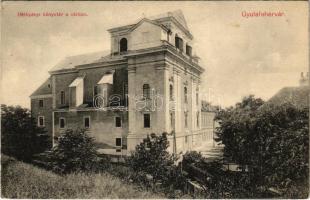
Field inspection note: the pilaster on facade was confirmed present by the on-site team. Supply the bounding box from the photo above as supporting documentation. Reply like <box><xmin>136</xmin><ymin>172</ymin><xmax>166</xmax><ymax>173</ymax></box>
<box><xmin>173</xmin><ymin>67</ymin><xmax>181</xmax><ymax>75</ymax></box>
<box><xmin>52</xmin><ymin>75</ymin><xmax>56</xmax><ymax>109</ymax></box>
<box><xmin>127</xmin><ymin>66</ymin><xmax>137</xmax><ymax>137</ymax></box>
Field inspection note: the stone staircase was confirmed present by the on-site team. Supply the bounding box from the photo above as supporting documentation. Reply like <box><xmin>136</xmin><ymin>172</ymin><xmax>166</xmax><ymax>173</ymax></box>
<box><xmin>193</xmin><ymin>140</ymin><xmax>224</xmax><ymax>162</ymax></box>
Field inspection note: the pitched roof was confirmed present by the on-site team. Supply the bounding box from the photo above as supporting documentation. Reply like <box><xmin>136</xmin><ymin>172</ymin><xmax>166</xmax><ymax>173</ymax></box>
<box><xmin>108</xmin><ymin>10</ymin><xmax>192</xmax><ymax>38</ymax></box>
<box><xmin>128</xmin><ymin>18</ymin><xmax>169</xmax><ymax>33</ymax></box>
<box><xmin>98</xmin><ymin>73</ymin><xmax>113</xmax><ymax>84</ymax></box>
<box><xmin>262</xmin><ymin>86</ymin><xmax>309</xmax><ymax>109</ymax></box>
<box><xmin>69</xmin><ymin>77</ymin><xmax>84</xmax><ymax>87</ymax></box>
<box><xmin>30</xmin><ymin>77</ymin><xmax>52</xmax><ymax>97</ymax></box>
<box><xmin>149</xmin><ymin>10</ymin><xmax>189</xmax><ymax>30</ymax></box>
<box><xmin>49</xmin><ymin>50</ymin><xmax>118</xmax><ymax>72</ymax></box>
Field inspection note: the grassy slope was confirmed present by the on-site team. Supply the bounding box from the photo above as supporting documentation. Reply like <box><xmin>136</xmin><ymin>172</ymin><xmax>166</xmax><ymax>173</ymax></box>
<box><xmin>1</xmin><ymin>155</ymin><xmax>162</xmax><ymax>199</ymax></box>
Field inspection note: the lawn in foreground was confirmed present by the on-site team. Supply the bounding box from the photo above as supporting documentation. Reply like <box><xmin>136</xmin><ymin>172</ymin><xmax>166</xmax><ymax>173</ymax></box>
<box><xmin>1</xmin><ymin>155</ymin><xmax>163</xmax><ymax>199</ymax></box>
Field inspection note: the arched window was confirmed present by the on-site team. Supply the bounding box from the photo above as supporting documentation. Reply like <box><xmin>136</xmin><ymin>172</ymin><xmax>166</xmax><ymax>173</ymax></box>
<box><xmin>143</xmin><ymin>84</ymin><xmax>150</xmax><ymax>99</ymax></box>
<box><xmin>175</xmin><ymin>34</ymin><xmax>179</xmax><ymax>48</ymax></box>
<box><xmin>184</xmin><ymin>87</ymin><xmax>188</xmax><ymax>103</ymax></box>
<box><xmin>120</xmin><ymin>38</ymin><xmax>127</xmax><ymax>52</ymax></box>
<box><xmin>175</xmin><ymin>34</ymin><xmax>183</xmax><ymax>52</ymax></box>
<box><xmin>169</xmin><ymin>84</ymin><xmax>174</xmax><ymax>100</ymax></box>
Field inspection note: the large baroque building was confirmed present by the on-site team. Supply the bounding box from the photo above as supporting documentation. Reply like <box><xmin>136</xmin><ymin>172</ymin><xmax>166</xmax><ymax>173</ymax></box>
<box><xmin>30</xmin><ymin>10</ymin><xmax>215</xmax><ymax>154</ymax></box>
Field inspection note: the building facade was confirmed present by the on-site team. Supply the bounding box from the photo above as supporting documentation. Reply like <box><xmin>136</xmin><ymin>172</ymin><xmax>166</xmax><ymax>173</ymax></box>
<box><xmin>30</xmin><ymin>10</ymin><xmax>215</xmax><ymax>154</ymax></box>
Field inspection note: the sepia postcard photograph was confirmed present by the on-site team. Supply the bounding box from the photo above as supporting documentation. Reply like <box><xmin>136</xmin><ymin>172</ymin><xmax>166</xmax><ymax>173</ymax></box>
<box><xmin>1</xmin><ymin>1</ymin><xmax>309</xmax><ymax>199</ymax></box>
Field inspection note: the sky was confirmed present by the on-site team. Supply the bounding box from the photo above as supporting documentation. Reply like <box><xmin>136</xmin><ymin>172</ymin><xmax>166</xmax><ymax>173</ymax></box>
<box><xmin>1</xmin><ymin>1</ymin><xmax>308</xmax><ymax>108</ymax></box>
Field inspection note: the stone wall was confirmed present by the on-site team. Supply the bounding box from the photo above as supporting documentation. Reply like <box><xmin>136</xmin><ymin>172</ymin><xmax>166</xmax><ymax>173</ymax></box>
<box><xmin>31</xmin><ymin>97</ymin><xmax>53</xmax><ymax>146</ymax></box>
<box><xmin>54</xmin><ymin>110</ymin><xmax>128</xmax><ymax>149</ymax></box>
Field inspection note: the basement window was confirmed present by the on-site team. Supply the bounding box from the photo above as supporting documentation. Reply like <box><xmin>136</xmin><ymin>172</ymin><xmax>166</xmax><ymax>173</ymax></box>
<box><xmin>84</xmin><ymin>116</ymin><xmax>90</xmax><ymax>129</ymax></box>
<box><xmin>59</xmin><ymin>118</ymin><xmax>65</xmax><ymax>129</ymax></box>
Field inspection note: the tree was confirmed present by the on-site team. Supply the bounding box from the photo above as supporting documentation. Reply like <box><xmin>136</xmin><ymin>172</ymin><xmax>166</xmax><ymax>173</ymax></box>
<box><xmin>127</xmin><ymin>133</ymin><xmax>186</xmax><ymax>190</ymax></box>
<box><xmin>1</xmin><ymin>104</ymin><xmax>50</xmax><ymax>161</ymax></box>
<box><xmin>253</xmin><ymin>103</ymin><xmax>308</xmax><ymax>188</ymax></box>
<box><xmin>215</xmin><ymin>95</ymin><xmax>309</xmax><ymax>195</ymax></box>
<box><xmin>47</xmin><ymin>129</ymin><xmax>99</xmax><ymax>174</ymax></box>
<box><xmin>215</xmin><ymin>95</ymin><xmax>265</xmax><ymax>166</ymax></box>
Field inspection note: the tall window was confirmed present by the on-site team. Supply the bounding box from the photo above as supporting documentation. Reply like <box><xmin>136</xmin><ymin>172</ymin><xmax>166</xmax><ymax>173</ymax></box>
<box><xmin>175</xmin><ymin>34</ymin><xmax>179</xmax><ymax>48</ymax></box>
<box><xmin>169</xmin><ymin>84</ymin><xmax>174</xmax><ymax>100</ymax></box>
<box><xmin>59</xmin><ymin>118</ymin><xmax>65</xmax><ymax>129</ymax></box>
<box><xmin>144</xmin><ymin>113</ymin><xmax>150</xmax><ymax>128</ymax></box>
<box><xmin>120</xmin><ymin>38</ymin><xmax>127</xmax><ymax>52</ymax></box>
<box><xmin>184</xmin><ymin>87</ymin><xmax>188</xmax><ymax>103</ymax></box>
<box><xmin>123</xmin><ymin>83</ymin><xmax>128</xmax><ymax>106</ymax></box>
<box><xmin>143</xmin><ymin>84</ymin><xmax>150</xmax><ymax>99</ymax></box>
<box><xmin>84</xmin><ymin>116</ymin><xmax>90</xmax><ymax>128</ymax></box>
<box><xmin>60</xmin><ymin>91</ymin><xmax>65</xmax><ymax>105</ymax></box>
<box><xmin>38</xmin><ymin>116</ymin><xmax>44</xmax><ymax>127</ymax></box>
<box><xmin>184</xmin><ymin>112</ymin><xmax>188</xmax><ymax>128</ymax></box>
<box><xmin>196</xmin><ymin>92</ymin><xmax>199</xmax><ymax>105</ymax></box>
<box><xmin>170</xmin><ymin>113</ymin><xmax>174</xmax><ymax>128</ymax></box>
<box><xmin>116</xmin><ymin>138</ymin><xmax>122</xmax><ymax>147</ymax></box>
<box><xmin>186</xmin><ymin>44</ymin><xmax>192</xmax><ymax>56</ymax></box>
<box><xmin>93</xmin><ymin>85</ymin><xmax>98</xmax><ymax>97</ymax></box>
<box><xmin>115</xmin><ymin>116</ymin><xmax>122</xmax><ymax>127</ymax></box>
<box><xmin>39</xmin><ymin>99</ymin><xmax>44</xmax><ymax>108</ymax></box>
<box><xmin>175</xmin><ymin>35</ymin><xmax>183</xmax><ymax>52</ymax></box>
<box><xmin>197</xmin><ymin>112</ymin><xmax>200</xmax><ymax>127</ymax></box>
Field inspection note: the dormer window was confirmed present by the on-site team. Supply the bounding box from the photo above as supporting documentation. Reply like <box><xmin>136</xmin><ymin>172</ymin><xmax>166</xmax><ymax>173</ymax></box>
<box><xmin>120</xmin><ymin>38</ymin><xmax>127</xmax><ymax>52</ymax></box>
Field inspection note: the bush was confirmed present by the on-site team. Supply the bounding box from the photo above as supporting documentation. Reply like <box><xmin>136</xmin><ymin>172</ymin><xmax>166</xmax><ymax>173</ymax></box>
<box><xmin>1</xmin><ymin>154</ymin><xmax>162</xmax><ymax>199</ymax></box>
<box><xmin>127</xmin><ymin>132</ymin><xmax>186</xmax><ymax>191</ymax></box>
<box><xmin>47</xmin><ymin>129</ymin><xmax>99</xmax><ymax>174</ymax></box>
<box><xmin>1</xmin><ymin>104</ymin><xmax>50</xmax><ymax>161</ymax></box>
<box><xmin>182</xmin><ymin>151</ymin><xmax>257</xmax><ymax>198</ymax></box>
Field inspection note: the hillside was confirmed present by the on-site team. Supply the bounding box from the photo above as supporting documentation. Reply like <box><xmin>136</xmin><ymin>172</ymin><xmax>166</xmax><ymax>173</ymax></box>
<box><xmin>1</xmin><ymin>155</ymin><xmax>162</xmax><ymax>199</ymax></box>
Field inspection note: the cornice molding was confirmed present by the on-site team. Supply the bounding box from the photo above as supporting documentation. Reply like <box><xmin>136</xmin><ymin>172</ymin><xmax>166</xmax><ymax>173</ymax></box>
<box><xmin>30</xmin><ymin>94</ymin><xmax>53</xmax><ymax>99</ymax></box>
